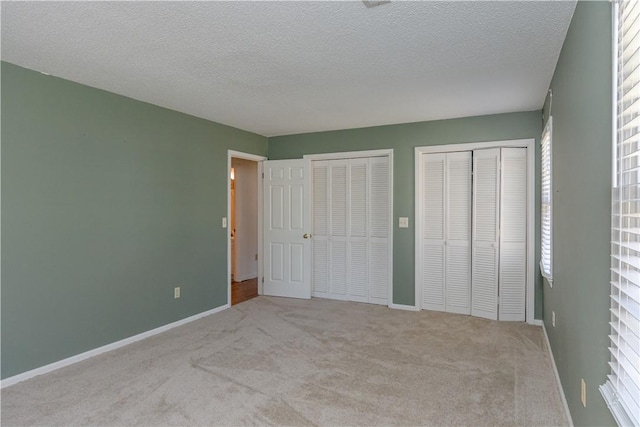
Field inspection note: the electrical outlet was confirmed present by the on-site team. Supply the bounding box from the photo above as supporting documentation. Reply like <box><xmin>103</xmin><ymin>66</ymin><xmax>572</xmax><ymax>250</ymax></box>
<box><xmin>222</xmin><ymin>217</ymin><xmax>227</xmax><ymax>228</ymax></box>
<box><xmin>174</xmin><ymin>286</ymin><xmax>181</xmax><ymax>299</ymax></box>
<box><xmin>581</xmin><ymin>378</ymin><xmax>587</xmax><ymax>407</ymax></box>
<box><xmin>552</xmin><ymin>311</ymin><xmax>556</xmax><ymax>327</ymax></box>
<box><xmin>399</xmin><ymin>217</ymin><xmax>409</xmax><ymax>228</ymax></box>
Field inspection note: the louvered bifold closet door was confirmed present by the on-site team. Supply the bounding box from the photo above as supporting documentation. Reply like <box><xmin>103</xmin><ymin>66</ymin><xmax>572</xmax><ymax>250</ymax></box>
<box><xmin>499</xmin><ymin>148</ymin><xmax>527</xmax><ymax>321</ymax></box>
<box><xmin>445</xmin><ymin>152</ymin><xmax>472</xmax><ymax>315</ymax></box>
<box><xmin>422</xmin><ymin>153</ymin><xmax>447</xmax><ymax>311</ymax></box>
<box><xmin>330</xmin><ymin>160</ymin><xmax>349</xmax><ymax>299</ymax></box>
<box><xmin>368</xmin><ymin>157</ymin><xmax>390</xmax><ymax>305</ymax></box>
<box><xmin>472</xmin><ymin>148</ymin><xmax>501</xmax><ymax>320</ymax></box>
<box><xmin>312</xmin><ymin>161</ymin><xmax>330</xmax><ymax>298</ymax></box>
<box><xmin>349</xmin><ymin>159</ymin><xmax>369</xmax><ymax>302</ymax></box>
<box><xmin>312</xmin><ymin>157</ymin><xmax>390</xmax><ymax>305</ymax></box>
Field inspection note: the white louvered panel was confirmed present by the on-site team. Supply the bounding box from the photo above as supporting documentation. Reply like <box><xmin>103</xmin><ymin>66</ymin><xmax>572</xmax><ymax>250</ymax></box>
<box><xmin>447</xmin><ymin>152</ymin><xmax>472</xmax><ymax>242</ymax></box>
<box><xmin>423</xmin><ymin>243</ymin><xmax>445</xmax><ymax>311</ymax></box>
<box><xmin>500</xmin><ymin>149</ymin><xmax>527</xmax><ymax>243</ymax></box>
<box><xmin>446</xmin><ymin>245</ymin><xmax>471</xmax><ymax>314</ymax></box>
<box><xmin>349</xmin><ymin>240</ymin><xmax>368</xmax><ymax>300</ymax></box>
<box><xmin>312</xmin><ymin>162</ymin><xmax>329</xmax><ymax>236</ymax></box>
<box><xmin>499</xmin><ymin>148</ymin><xmax>527</xmax><ymax>321</ymax></box>
<box><xmin>472</xmin><ymin>246</ymin><xmax>498</xmax><ymax>320</ymax></box>
<box><xmin>350</xmin><ymin>160</ymin><xmax>368</xmax><ymax>238</ymax></box>
<box><xmin>310</xmin><ymin>156</ymin><xmax>390</xmax><ymax>306</ymax></box>
<box><xmin>369</xmin><ymin>240</ymin><xmax>389</xmax><ymax>304</ymax></box>
<box><xmin>422</xmin><ymin>153</ymin><xmax>446</xmax><ymax>312</ymax></box>
<box><xmin>370</xmin><ymin>157</ymin><xmax>390</xmax><ymax>239</ymax></box>
<box><xmin>472</xmin><ymin>148</ymin><xmax>500</xmax><ymax>321</ymax></box>
<box><xmin>423</xmin><ymin>154</ymin><xmax>446</xmax><ymax>240</ymax></box>
<box><xmin>498</xmin><ymin>246</ymin><xmax>526</xmax><ymax>320</ymax></box>
<box><xmin>330</xmin><ymin>240</ymin><xmax>347</xmax><ymax>296</ymax></box>
<box><xmin>312</xmin><ymin>239</ymin><xmax>329</xmax><ymax>296</ymax></box>
<box><xmin>445</xmin><ymin>151</ymin><xmax>471</xmax><ymax>315</ymax></box>
<box><xmin>473</xmin><ymin>150</ymin><xmax>500</xmax><ymax>243</ymax></box>
<box><xmin>330</xmin><ymin>162</ymin><xmax>347</xmax><ymax>237</ymax></box>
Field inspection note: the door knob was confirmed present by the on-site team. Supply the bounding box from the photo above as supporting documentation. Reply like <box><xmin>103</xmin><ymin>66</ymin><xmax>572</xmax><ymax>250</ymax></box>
<box><xmin>303</xmin><ymin>233</ymin><xmax>311</xmax><ymax>239</ymax></box>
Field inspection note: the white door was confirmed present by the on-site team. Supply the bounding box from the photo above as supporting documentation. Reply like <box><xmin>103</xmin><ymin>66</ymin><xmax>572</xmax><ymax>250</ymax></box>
<box><xmin>263</xmin><ymin>159</ymin><xmax>312</xmax><ymax>299</ymax></box>
<box><xmin>421</xmin><ymin>152</ymin><xmax>471</xmax><ymax>314</ymax></box>
<box><xmin>311</xmin><ymin>161</ymin><xmax>330</xmax><ymax>297</ymax></box>
<box><xmin>499</xmin><ymin>148</ymin><xmax>527</xmax><ymax>321</ymax></box>
<box><xmin>310</xmin><ymin>156</ymin><xmax>390</xmax><ymax>305</ymax></box>
<box><xmin>422</xmin><ymin>153</ymin><xmax>446</xmax><ymax>311</ymax></box>
<box><xmin>472</xmin><ymin>148</ymin><xmax>501</xmax><ymax>320</ymax></box>
<box><xmin>445</xmin><ymin>151</ymin><xmax>472</xmax><ymax>315</ymax></box>
<box><xmin>368</xmin><ymin>156</ymin><xmax>391</xmax><ymax>305</ymax></box>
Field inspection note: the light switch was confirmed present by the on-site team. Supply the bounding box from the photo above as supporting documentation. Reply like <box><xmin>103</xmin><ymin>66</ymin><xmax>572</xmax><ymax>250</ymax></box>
<box><xmin>399</xmin><ymin>217</ymin><xmax>409</xmax><ymax>228</ymax></box>
<box><xmin>222</xmin><ymin>217</ymin><xmax>227</xmax><ymax>228</ymax></box>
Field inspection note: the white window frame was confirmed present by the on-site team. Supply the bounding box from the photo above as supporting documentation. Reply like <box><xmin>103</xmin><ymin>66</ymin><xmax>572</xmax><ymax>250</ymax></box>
<box><xmin>540</xmin><ymin>117</ymin><xmax>553</xmax><ymax>285</ymax></box>
<box><xmin>600</xmin><ymin>2</ymin><xmax>640</xmax><ymax>426</ymax></box>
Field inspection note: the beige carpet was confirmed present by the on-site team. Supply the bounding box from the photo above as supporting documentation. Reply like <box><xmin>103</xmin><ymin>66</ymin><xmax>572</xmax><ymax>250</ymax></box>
<box><xmin>1</xmin><ymin>296</ymin><xmax>568</xmax><ymax>426</ymax></box>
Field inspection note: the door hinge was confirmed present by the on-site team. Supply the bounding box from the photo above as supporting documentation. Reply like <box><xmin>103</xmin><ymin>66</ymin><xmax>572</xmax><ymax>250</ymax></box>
<box><xmin>262</xmin><ymin>277</ymin><xmax>264</xmax><ymax>283</ymax></box>
<box><xmin>262</xmin><ymin>172</ymin><xmax>265</xmax><ymax>179</ymax></box>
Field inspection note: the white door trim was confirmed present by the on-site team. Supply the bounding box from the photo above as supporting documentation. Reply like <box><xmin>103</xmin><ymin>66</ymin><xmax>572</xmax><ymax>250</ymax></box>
<box><xmin>304</xmin><ymin>149</ymin><xmax>394</xmax><ymax>307</ymax></box>
<box><xmin>304</xmin><ymin>149</ymin><xmax>394</xmax><ymax>160</ymax></box>
<box><xmin>415</xmin><ymin>139</ymin><xmax>536</xmax><ymax>324</ymax></box>
<box><xmin>227</xmin><ymin>150</ymin><xmax>267</xmax><ymax>304</ymax></box>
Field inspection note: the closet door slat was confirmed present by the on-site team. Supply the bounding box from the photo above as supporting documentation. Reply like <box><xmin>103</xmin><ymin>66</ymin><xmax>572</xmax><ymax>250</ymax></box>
<box><xmin>472</xmin><ymin>148</ymin><xmax>500</xmax><ymax>320</ymax></box>
<box><xmin>330</xmin><ymin>161</ymin><xmax>348</xmax><ymax>297</ymax></box>
<box><xmin>369</xmin><ymin>157</ymin><xmax>390</xmax><ymax>304</ymax></box>
<box><xmin>349</xmin><ymin>159</ymin><xmax>369</xmax><ymax>302</ymax></box>
<box><xmin>312</xmin><ymin>162</ymin><xmax>329</xmax><ymax>296</ymax></box>
<box><xmin>499</xmin><ymin>148</ymin><xmax>527</xmax><ymax>321</ymax></box>
<box><xmin>422</xmin><ymin>153</ymin><xmax>447</xmax><ymax>311</ymax></box>
<box><xmin>445</xmin><ymin>151</ymin><xmax>472</xmax><ymax>315</ymax></box>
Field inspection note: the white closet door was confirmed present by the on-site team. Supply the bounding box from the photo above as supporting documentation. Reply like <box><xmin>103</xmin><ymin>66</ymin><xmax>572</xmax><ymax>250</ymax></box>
<box><xmin>445</xmin><ymin>152</ymin><xmax>472</xmax><ymax>315</ymax></box>
<box><xmin>329</xmin><ymin>160</ymin><xmax>348</xmax><ymax>299</ymax></box>
<box><xmin>312</xmin><ymin>156</ymin><xmax>390</xmax><ymax>305</ymax></box>
<box><xmin>499</xmin><ymin>148</ymin><xmax>527</xmax><ymax>321</ymax></box>
<box><xmin>369</xmin><ymin>156</ymin><xmax>390</xmax><ymax>305</ymax></box>
<box><xmin>422</xmin><ymin>153</ymin><xmax>446</xmax><ymax>311</ymax></box>
<box><xmin>472</xmin><ymin>148</ymin><xmax>500</xmax><ymax>320</ymax></box>
<box><xmin>349</xmin><ymin>159</ymin><xmax>368</xmax><ymax>302</ymax></box>
<box><xmin>312</xmin><ymin>161</ymin><xmax>330</xmax><ymax>298</ymax></box>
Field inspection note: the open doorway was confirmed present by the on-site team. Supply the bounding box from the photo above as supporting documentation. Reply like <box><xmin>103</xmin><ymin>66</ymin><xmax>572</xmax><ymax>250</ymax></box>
<box><xmin>227</xmin><ymin>151</ymin><xmax>266</xmax><ymax>306</ymax></box>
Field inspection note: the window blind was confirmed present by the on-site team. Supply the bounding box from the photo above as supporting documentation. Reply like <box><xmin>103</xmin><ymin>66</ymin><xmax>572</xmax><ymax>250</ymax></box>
<box><xmin>600</xmin><ymin>2</ymin><xmax>640</xmax><ymax>426</ymax></box>
<box><xmin>540</xmin><ymin>118</ymin><xmax>553</xmax><ymax>282</ymax></box>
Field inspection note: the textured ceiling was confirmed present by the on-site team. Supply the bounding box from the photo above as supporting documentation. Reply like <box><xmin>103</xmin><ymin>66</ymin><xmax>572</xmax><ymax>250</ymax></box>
<box><xmin>1</xmin><ymin>1</ymin><xmax>575</xmax><ymax>137</ymax></box>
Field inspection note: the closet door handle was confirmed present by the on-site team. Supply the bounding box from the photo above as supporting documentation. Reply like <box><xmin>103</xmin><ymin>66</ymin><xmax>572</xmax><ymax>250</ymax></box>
<box><xmin>303</xmin><ymin>233</ymin><xmax>311</xmax><ymax>239</ymax></box>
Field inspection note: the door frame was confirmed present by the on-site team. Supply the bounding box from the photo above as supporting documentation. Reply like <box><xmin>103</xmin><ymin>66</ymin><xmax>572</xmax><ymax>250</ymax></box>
<box><xmin>304</xmin><ymin>149</ymin><xmax>394</xmax><ymax>307</ymax></box>
<box><xmin>415</xmin><ymin>139</ymin><xmax>536</xmax><ymax>324</ymax></box>
<box><xmin>227</xmin><ymin>150</ymin><xmax>267</xmax><ymax>306</ymax></box>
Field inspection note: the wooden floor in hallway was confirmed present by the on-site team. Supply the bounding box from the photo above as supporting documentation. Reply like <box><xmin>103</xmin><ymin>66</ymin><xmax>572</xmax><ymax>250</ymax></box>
<box><xmin>231</xmin><ymin>277</ymin><xmax>258</xmax><ymax>305</ymax></box>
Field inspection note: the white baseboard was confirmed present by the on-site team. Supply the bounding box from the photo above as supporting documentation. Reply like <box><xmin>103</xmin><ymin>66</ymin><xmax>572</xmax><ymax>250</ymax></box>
<box><xmin>531</xmin><ymin>319</ymin><xmax>543</xmax><ymax>326</ymax></box>
<box><xmin>542</xmin><ymin>323</ymin><xmax>574</xmax><ymax>427</ymax></box>
<box><xmin>389</xmin><ymin>303</ymin><xmax>419</xmax><ymax>311</ymax></box>
<box><xmin>1</xmin><ymin>303</ymin><xmax>230</xmax><ymax>389</ymax></box>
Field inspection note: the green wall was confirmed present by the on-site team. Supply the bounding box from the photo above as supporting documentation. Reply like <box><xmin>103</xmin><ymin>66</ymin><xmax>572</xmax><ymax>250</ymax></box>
<box><xmin>542</xmin><ymin>3</ymin><xmax>614</xmax><ymax>426</ymax></box>
<box><xmin>1</xmin><ymin>62</ymin><xmax>268</xmax><ymax>379</ymax></box>
<box><xmin>269</xmin><ymin>111</ymin><xmax>543</xmax><ymax>314</ymax></box>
